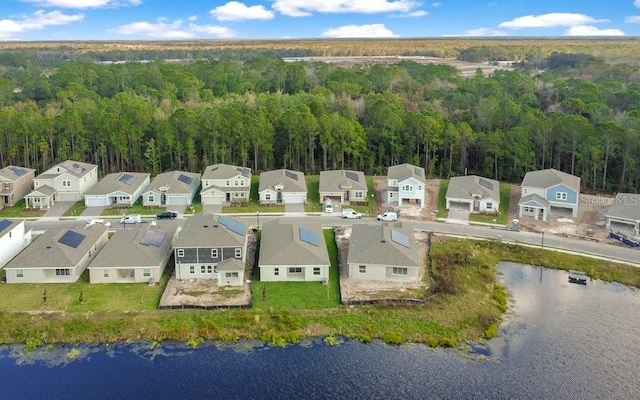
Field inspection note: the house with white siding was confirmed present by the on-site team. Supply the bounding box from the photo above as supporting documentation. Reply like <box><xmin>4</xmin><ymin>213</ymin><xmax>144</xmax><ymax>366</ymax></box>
<box><xmin>0</xmin><ymin>219</ymin><xmax>32</xmax><ymax>269</ymax></box>
<box><xmin>386</xmin><ymin>163</ymin><xmax>425</xmax><ymax>208</ymax></box>
<box><xmin>518</xmin><ymin>169</ymin><xmax>580</xmax><ymax>221</ymax></box>
<box><xmin>258</xmin><ymin>169</ymin><xmax>307</xmax><ymax>205</ymax></box>
<box><xmin>446</xmin><ymin>175</ymin><xmax>500</xmax><ymax>213</ymax></box>
<box><xmin>25</xmin><ymin>160</ymin><xmax>98</xmax><ymax>209</ymax></box>
<box><xmin>142</xmin><ymin>171</ymin><xmax>200</xmax><ymax>207</ymax></box>
<box><xmin>84</xmin><ymin>172</ymin><xmax>150</xmax><ymax>207</ymax></box>
<box><xmin>200</xmin><ymin>164</ymin><xmax>251</xmax><ymax>206</ymax></box>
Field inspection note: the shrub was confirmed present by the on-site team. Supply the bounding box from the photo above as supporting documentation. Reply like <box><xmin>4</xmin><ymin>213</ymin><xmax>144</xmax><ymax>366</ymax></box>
<box><xmin>382</xmin><ymin>331</ymin><xmax>403</xmax><ymax>345</ymax></box>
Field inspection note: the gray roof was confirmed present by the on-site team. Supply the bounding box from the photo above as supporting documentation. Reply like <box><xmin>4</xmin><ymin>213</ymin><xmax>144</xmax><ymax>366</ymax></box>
<box><xmin>518</xmin><ymin>193</ymin><xmax>549</xmax><ymax>208</ymax></box>
<box><xmin>26</xmin><ymin>185</ymin><xmax>57</xmax><ymax>197</ymax></box>
<box><xmin>85</xmin><ymin>172</ymin><xmax>149</xmax><ymax>195</ymax></box>
<box><xmin>347</xmin><ymin>224</ymin><xmax>420</xmax><ymax>268</ymax></box>
<box><xmin>259</xmin><ymin>220</ymin><xmax>329</xmax><ymax>267</ymax></box>
<box><xmin>4</xmin><ymin>224</ymin><xmax>108</xmax><ymax>270</ymax></box>
<box><xmin>0</xmin><ymin>165</ymin><xmax>35</xmax><ymax>182</ymax></box>
<box><xmin>446</xmin><ymin>175</ymin><xmax>499</xmax><ymax>202</ymax></box>
<box><xmin>38</xmin><ymin>160</ymin><xmax>96</xmax><ymax>179</ymax></box>
<box><xmin>258</xmin><ymin>169</ymin><xmax>307</xmax><ymax>193</ymax></box>
<box><xmin>217</xmin><ymin>258</ymin><xmax>245</xmax><ymax>272</ymax></box>
<box><xmin>605</xmin><ymin>193</ymin><xmax>640</xmax><ymax>222</ymax></box>
<box><xmin>175</xmin><ymin>213</ymin><xmax>246</xmax><ymax>248</ymax></box>
<box><xmin>387</xmin><ymin>163</ymin><xmax>425</xmax><ymax>183</ymax></box>
<box><xmin>521</xmin><ymin>169</ymin><xmax>580</xmax><ymax>192</ymax></box>
<box><xmin>89</xmin><ymin>225</ymin><xmax>176</xmax><ymax>269</ymax></box>
<box><xmin>319</xmin><ymin>170</ymin><xmax>367</xmax><ymax>193</ymax></box>
<box><xmin>0</xmin><ymin>219</ymin><xmax>22</xmax><ymax>239</ymax></box>
<box><xmin>201</xmin><ymin>164</ymin><xmax>251</xmax><ymax>181</ymax></box>
<box><xmin>145</xmin><ymin>171</ymin><xmax>200</xmax><ymax>195</ymax></box>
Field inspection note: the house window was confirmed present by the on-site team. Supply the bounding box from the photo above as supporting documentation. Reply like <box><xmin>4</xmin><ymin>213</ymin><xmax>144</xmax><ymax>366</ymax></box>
<box><xmin>524</xmin><ymin>206</ymin><xmax>535</xmax><ymax>213</ymax></box>
<box><xmin>207</xmin><ymin>265</ymin><xmax>212</xmax><ymax>273</ymax></box>
<box><xmin>104</xmin><ymin>270</ymin><xmax>109</xmax><ymax>278</ymax></box>
<box><xmin>62</xmin><ymin>180</ymin><xmax>71</xmax><ymax>187</ymax></box>
<box><xmin>392</xmin><ymin>267</ymin><xmax>408</xmax><ymax>275</ymax></box>
<box><xmin>418</xmin><ymin>185</ymin><xmax>422</xmax><ymax>190</ymax></box>
<box><xmin>359</xmin><ymin>265</ymin><xmax>366</xmax><ymax>274</ymax></box>
<box><xmin>143</xmin><ymin>269</ymin><xmax>151</xmax><ymax>277</ymax></box>
<box><xmin>3</xmin><ymin>183</ymin><xmax>9</xmax><ymax>189</ymax></box>
<box><xmin>486</xmin><ymin>203</ymin><xmax>493</xmax><ymax>210</ymax></box>
<box><xmin>201</xmin><ymin>266</ymin><xmax>206</xmax><ymax>273</ymax></box>
<box><xmin>211</xmin><ymin>249</ymin><xmax>218</xmax><ymax>258</ymax></box>
<box><xmin>9</xmin><ymin>232</ymin><xmax>11</xmax><ymax>238</ymax></box>
<box><xmin>289</xmin><ymin>267</ymin><xmax>302</xmax><ymax>274</ymax></box>
<box><xmin>556</xmin><ymin>192</ymin><xmax>567</xmax><ymax>200</ymax></box>
<box><xmin>225</xmin><ymin>272</ymin><xmax>239</xmax><ymax>278</ymax></box>
<box><xmin>235</xmin><ymin>248</ymin><xmax>242</xmax><ymax>259</ymax></box>
<box><xmin>402</xmin><ymin>185</ymin><xmax>413</xmax><ymax>191</ymax></box>
<box><xmin>148</xmin><ymin>195</ymin><xmax>154</xmax><ymax>202</ymax></box>
<box><xmin>16</xmin><ymin>270</ymin><xmax>23</xmax><ymax>278</ymax></box>
<box><xmin>355</xmin><ymin>192</ymin><xmax>363</xmax><ymax>198</ymax></box>
<box><xmin>313</xmin><ymin>267</ymin><xmax>321</xmax><ymax>275</ymax></box>
<box><xmin>189</xmin><ymin>266</ymin><xmax>195</xmax><ymax>274</ymax></box>
<box><xmin>177</xmin><ymin>249</ymin><xmax>184</xmax><ymax>257</ymax></box>
<box><xmin>34</xmin><ymin>197</ymin><xmax>41</xmax><ymax>203</ymax></box>
<box><xmin>234</xmin><ymin>179</ymin><xmax>240</xmax><ymax>186</ymax></box>
<box><xmin>55</xmin><ymin>268</ymin><xmax>70</xmax><ymax>276</ymax></box>
<box><xmin>274</xmin><ymin>268</ymin><xmax>279</xmax><ymax>276</ymax></box>
<box><xmin>226</xmin><ymin>180</ymin><xmax>230</xmax><ymax>186</ymax></box>
<box><xmin>265</xmin><ymin>194</ymin><xmax>271</xmax><ymax>200</ymax></box>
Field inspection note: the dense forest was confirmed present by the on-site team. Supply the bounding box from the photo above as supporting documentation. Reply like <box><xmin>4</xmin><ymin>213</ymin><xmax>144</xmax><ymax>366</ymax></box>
<box><xmin>1</xmin><ymin>40</ymin><xmax>640</xmax><ymax>193</ymax></box>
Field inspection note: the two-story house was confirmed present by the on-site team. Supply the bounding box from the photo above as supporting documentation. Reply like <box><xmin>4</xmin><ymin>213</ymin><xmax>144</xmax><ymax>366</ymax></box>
<box><xmin>258</xmin><ymin>169</ymin><xmax>307</xmax><ymax>205</ymax></box>
<box><xmin>0</xmin><ymin>165</ymin><xmax>35</xmax><ymax>210</ymax></box>
<box><xmin>319</xmin><ymin>170</ymin><xmax>368</xmax><ymax>205</ymax></box>
<box><xmin>142</xmin><ymin>171</ymin><xmax>201</xmax><ymax>207</ymax></box>
<box><xmin>25</xmin><ymin>160</ymin><xmax>98</xmax><ymax>209</ymax></box>
<box><xmin>518</xmin><ymin>168</ymin><xmax>581</xmax><ymax>221</ymax></box>
<box><xmin>386</xmin><ymin>163</ymin><xmax>425</xmax><ymax>208</ymax></box>
<box><xmin>173</xmin><ymin>213</ymin><xmax>247</xmax><ymax>286</ymax></box>
<box><xmin>200</xmin><ymin>164</ymin><xmax>251</xmax><ymax>206</ymax></box>
<box><xmin>84</xmin><ymin>172</ymin><xmax>150</xmax><ymax>207</ymax></box>
<box><xmin>0</xmin><ymin>219</ymin><xmax>32</xmax><ymax>269</ymax></box>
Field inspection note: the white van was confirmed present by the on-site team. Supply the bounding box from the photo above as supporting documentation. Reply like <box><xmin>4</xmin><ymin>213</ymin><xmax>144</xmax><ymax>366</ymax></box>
<box><xmin>376</xmin><ymin>211</ymin><xmax>398</xmax><ymax>222</ymax></box>
<box><xmin>323</xmin><ymin>200</ymin><xmax>333</xmax><ymax>213</ymax></box>
<box><xmin>342</xmin><ymin>208</ymin><xmax>362</xmax><ymax>219</ymax></box>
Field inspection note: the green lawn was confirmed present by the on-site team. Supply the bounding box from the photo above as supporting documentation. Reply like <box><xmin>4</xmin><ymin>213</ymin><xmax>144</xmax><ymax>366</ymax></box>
<box><xmin>304</xmin><ymin>175</ymin><xmax>321</xmax><ymax>212</ymax></box>
<box><xmin>469</xmin><ymin>183</ymin><xmax>513</xmax><ymax>225</ymax></box>
<box><xmin>0</xmin><ymin>199</ymin><xmax>46</xmax><ymax>218</ymax></box>
<box><xmin>62</xmin><ymin>201</ymin><xmax>87</xmax><ymax>217</ymax></box>
<box><xmin>222</xmin><ymin>175</ymin><xmax>285</xmax><ymax>213</ymax></box>
<box><xmin>251</xmin><ymin>229</ymin><xmax>341</xmax><ymax>309</ymax></box>
<box><xmin>437</xmin><ymin>179</ymin><xmax>449</xmax><ymax>218</ymax></box>
<box><xmin>100</xmin><ymin>198</ymin><xmax>166</xmax><ymax>216</ymax></box>
<box><xmin>347</xmin><ymin>176</ymin><xmax>377</xmax><ymax>216</ymax></box>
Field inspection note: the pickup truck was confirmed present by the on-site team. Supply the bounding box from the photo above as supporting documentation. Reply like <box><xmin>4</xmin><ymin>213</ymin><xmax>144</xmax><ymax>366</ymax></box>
<box><xmin>342</xmin><ymin>208</ymin><xmax>362</xmax><ymax>219</ymax></box>
<box><xmin>376</xmin><ymin>211</ymin><xmax>398</xmax><ymax>222</ymax></box>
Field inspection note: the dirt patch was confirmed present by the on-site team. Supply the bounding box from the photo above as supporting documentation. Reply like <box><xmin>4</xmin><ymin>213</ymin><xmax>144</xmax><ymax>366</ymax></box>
<box><xmin>334</xmin><ymin>226</ymin><xmax>431</xmax><ymax>302</ymax></box>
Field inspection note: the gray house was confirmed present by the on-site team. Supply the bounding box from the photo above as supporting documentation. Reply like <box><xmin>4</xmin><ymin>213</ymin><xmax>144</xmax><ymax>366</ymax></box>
<box><xmin>347</xmin><ymin>223</ymin><xmax>421</xmax><ymax>283</ymax></box>
<box><xmin>0</xmin><ymin>165</ymin><xmax>35</xmax><ymax>210</ymax></box>
<box><xmin>200</xmin><ymin>164</ymin><xmax>251</xmax><ymax>206</ymax></box>
<box><xmin>258</xmin><ymin>169</ymin><xmax>307</xmax><ymax>205</ymax></box>
<box><xmin>142</xmin><ymin>171</ymin><xmax>200</xmax><ymax>207</ymax></box>
<box><xmin>446</xmin><ymin>175</ymin><xmax>500</xmax><ymax>213</ymax></box>
<box><xmin>319</xmin><ymin>170</ymin><xmax>368</xmax><ymax>204</ymax></box>
<box><xmin>84</xmin><ymin>172</ymin><xmax>151</xmax><ymax>207</ymax></box>
<box><xmin>173</xmin><ymin>213</ymin><xmax>247</xmax><ymax>286</ymax></box>
<box><xmin>26</xmin><ymin>160</ymin><xmax>98</xmax><ymax>209</ymax></box>
<box><xmin>518</xmin><ymin>168</ymin><xmax>580</xmax><ymax>220</ymax></box>
<box><xmin>605</xmin><ymin>193</ymin><xmax>640</xmax><ymax>234</ymax></box>
<box><xmin>258</xmin><ymin>220</ymin><xmax>330</xmax><ymax>282</ymax></box>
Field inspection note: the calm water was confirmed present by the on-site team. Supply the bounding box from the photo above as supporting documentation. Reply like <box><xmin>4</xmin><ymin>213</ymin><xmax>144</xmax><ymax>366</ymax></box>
<box><xmin>1</xmin><ymin>263</ymin><xmax>638</xmax><ymax>400</ymax></box>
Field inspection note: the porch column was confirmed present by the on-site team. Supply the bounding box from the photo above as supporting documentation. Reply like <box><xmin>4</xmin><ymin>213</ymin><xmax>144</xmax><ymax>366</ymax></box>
<box><xmin>534</xmin><ymin>207</ymin><xmax>539</xmax><ymax>220</ymax></box>
<box><xmin>542</xmin><ymin>208</ymin><xmax>547</xmax><ymax>221</ymax></box>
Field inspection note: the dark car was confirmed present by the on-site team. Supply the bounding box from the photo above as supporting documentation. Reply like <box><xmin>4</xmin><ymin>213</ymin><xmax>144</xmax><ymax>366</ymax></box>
<box><xmin>157</xmin><ymin>211</ymin><xmax>178</xmax><ymax>220</ymax></box>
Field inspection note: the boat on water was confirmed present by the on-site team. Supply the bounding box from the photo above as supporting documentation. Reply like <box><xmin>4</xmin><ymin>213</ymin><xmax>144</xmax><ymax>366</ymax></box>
<box><xmin>568</xmin><ymin>270</ymin><xmax>588</xmax><ymax>285</ymax></box>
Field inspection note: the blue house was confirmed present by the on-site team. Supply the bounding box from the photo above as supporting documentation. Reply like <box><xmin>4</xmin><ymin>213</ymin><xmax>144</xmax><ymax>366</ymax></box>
<box><xmin>518</xmin><ymin>169</ymin><xmax>580</xmax><ymax>221</ymax></box>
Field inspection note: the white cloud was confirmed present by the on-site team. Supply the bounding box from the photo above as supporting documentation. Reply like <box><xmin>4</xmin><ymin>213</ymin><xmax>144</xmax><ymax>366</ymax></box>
<box><xmin>210</xmin><ymin>1</ymin><xmax>274</xmax><ymax>22</ymax></box>
<box><xmin>21</xmin><ymin>0</ymin><xmax>141</xmax><ymax>8</ymax></box>
<box><xmin>188</xmin><ymin>15</ymin><xmax>198</xmax><ymax>22</ymax></box>
<box><xmin>113</xmin><ymin>19</ymin><xmax>236</xmax><ymax>38</ymax></box>
<box><xmin>463</xmin><ymin>27</ymin><xmax>507</xmax><ymax>36</ymax></box>
<box><xmin>499</xmin><ymin>13</ymin><xmax>602</xmax><ymax>29</ymax></box>
<box><xmin>274</xmin><ymin>0</ymin><xmax>419</xmax><ymax>17</ymax></box>
<box><xmin>405</xmin><ymin>10</ymin><xmax>427</xmax><ymax>17</ymax></box>
<box><xmin>625</xmin><ymin>15</ymin><xmax>640</xmax><ymax>23</ymax></box>
<box><xmin>0</xmin><ymin>9</ymin><xmax>83</xmax><ymax>38</ymax></box>
<box><xmin>322</xmin><ymin>23</ymin><xmax>398</xmax><ymax>38</ymax></box>
<box><xmin>431</xmin><ymin>2</ymin><xmax>441</xmax><ymax>7</ymax></box>
<box><xmin>565</xmin><ymin>25</ymin><xmax>624</xmax><ymax>36</ymax></box>
<box><xmin>635</xmin><ymin>0</ymin><xmax>640</xmax><ymax>8</ymax></box>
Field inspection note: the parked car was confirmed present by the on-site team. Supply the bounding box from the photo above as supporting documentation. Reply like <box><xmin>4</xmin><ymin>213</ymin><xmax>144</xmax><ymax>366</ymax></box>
<box><xmin>342</xmin><ymin>208</ymin><xmax>362</xmax><ymax>219</ymax></box>
<box><xmin>85</xmin><ymin>219</ymin><xmax>111</xmax><ymax>228</ymax></box>
<box><xmin>157</xmin><ymin>211</ymin><xmax>178</xmax><ymax>220</ymax></box>
<box><xmin>377</xmin><ymin>211</ymin><xmax>398</xmax><ymax>222</ymax></box>
<box><xmin>120</xmin><ymin>214</ymin><xmax>142</xmax><ymax>224</ymax></box>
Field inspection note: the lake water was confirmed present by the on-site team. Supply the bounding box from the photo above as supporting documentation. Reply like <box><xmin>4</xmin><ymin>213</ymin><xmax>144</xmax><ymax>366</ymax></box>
<box><xmin>1</xmin><ymin>263</ymin><xmax>639</xmax><ymax>400</ymax></box>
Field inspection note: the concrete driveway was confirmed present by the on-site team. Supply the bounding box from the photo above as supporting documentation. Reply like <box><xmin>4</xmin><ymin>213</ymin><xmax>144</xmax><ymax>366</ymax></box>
<box><xmin>203</xmin><ymin>205</ymin><xmax>223</xmax><ymax>214</ymax></box>
<box><xmin>81</xmin><ymin>206</ymin><xmax>105</xmax><ymax>217</ymax></box>
<box><xmin>285</xmin><ymin>203</ymin><xmax>305</xmax><ymax>213</ymax></box>
<box><xmin>43</xmin><ymin>201</ymin><xmax>75</xmax><ymax>217</ymax></box>
<box><xmin>447</xmin><ymin>204</ymin><xmax>470</xmax><ymax>222</ymax></box>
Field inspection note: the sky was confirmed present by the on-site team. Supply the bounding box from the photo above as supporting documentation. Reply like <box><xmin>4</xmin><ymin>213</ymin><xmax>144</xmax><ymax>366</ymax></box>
<box><xmin>2</xmin><ymin>1</ymin><xmax>640</xmax><ymax>41</ymax></box>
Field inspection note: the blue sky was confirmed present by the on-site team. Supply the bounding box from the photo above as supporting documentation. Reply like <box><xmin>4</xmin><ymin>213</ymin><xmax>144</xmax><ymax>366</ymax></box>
<box><xmin>2</xmin><ymin>1</ymin><xmax>640</xmax><ymax>40</ymax></box>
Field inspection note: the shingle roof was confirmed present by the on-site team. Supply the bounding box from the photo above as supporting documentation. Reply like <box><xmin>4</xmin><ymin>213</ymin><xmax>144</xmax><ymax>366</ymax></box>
<box><xmin>85</xmin><ymin>172</ymin><xmax>149</xmax><ymax>195</ymax></box>
<box><xmin>521</xmin><ymin>169</ymin><xmax>580</xmax><ymax>192</ymax></box>
<box><xmin>37</xmin><ymin>160</ymin><xmax>96</xmax><ymax>179</ymax></box>
<box><xmin>258</xmin><ymin>220</ymin><xmax>329</xmax><ymax>267</ymax></box>
<box><xmin>387</xmin><ymin>163</ymin><xmax>425</xmax><ymax>183</ymax></box>
<box><xmin>145</xmin><ymin>171</ymin><xmax>200</xmax><ymax>194</ymax></box>
<box><xmin>605</xmin><ymin>193</ymin><xmax>640</xmax><ymax>222</ymax></box>
<box><xmin>347</xmin><ymin>224</ymin><xmax>420</xmax><ymax>268</ymax></box>
<box><xmin>0</xmin><ymin>165</ymin><xmax>35</xmax><ymax>181</ymax></box>
<box><xmin>258</xmin><ymin>169</ymin><xmax>307</xmax><ymax>193</ymax></box>
<box><xmin>201</xmin><ymin>164</ymin><xmax>251</xmax><ymax>181</ymax></box>
<box><xmin>446</xmin><ymin>175</ymin><xmax>499</xmax><ymax>202</ymax></box>
<box><xmin>518</xmin><ymin>194</ymin><xmax>549</xmax><ymax>208</ymax></box>
<box><xmin>175</xmin><ymin>213</ymin><xmax>246</xmax><ymax>248</ymax></box>
<box><xmin>217</xmin><ymin>258</ymin><xmax>245</xmax><ymax>272</ymax></box>
<box><xmin>0</xmin><ymin>219</ymin><xmax>22</xmax><ymax>239</ymax></box>
<box><xmin>319</xmin><ymin>170</ymin><xmax>367</xmax><ymax>193</ymax></box>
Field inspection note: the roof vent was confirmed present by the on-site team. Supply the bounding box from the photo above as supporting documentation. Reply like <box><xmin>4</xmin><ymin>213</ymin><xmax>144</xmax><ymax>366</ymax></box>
<box><xmin>213</xmin><ymin>224</ymin><xmax>219</xmax><ymax>228</ymax></box>
<box><xmin>203</xmin><ymin>225</ymin><xmax>208</xmax><ymax>228</ymax></box>
<box><xmin>46</xmin><ymin>246</ymin><xmax>52</xmax><ymax>249</ymax></box>
<box><xmin>381</xmin><ymin>239</ymin><xmax>386</xmax><ymax>243</ymax></box>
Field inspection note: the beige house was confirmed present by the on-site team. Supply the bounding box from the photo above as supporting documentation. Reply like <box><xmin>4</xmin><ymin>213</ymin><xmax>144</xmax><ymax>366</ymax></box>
<box><xmin>386</xmin><ymin>163</ymin><xmax>426</xmax><ymax>208</ymax></box>
<box><xmin>84</xmin><ymin>172</ymin><xmax>150</xmax><ymax>207</ymax></box>
<box><xmin>605</xmin><ymin>193</ymin><xmax>640</xmax><ymax>234</ymax></box>
<box><xmin>446</xmin><ymin>175</ymin><xmax>500</xmax><ymax>213</ymax></box>
<box><xmin>258</xmin><ymin>169</ymin><xmax>307</xmax><ymax>205</ymax></box>
<box><xmin>347</xmin><ymin>224</ymin><xmax>421</xmax><ymax>283</ymax></box>
<box><xmin>319</xmin><ymin>170</ymin><xmax>368</xmax><ymax>205</ymax></box>
<box><xmin>259</xmin><ymin>220</ymin><xmax>329</xmax><ymax>282</ymax></box>
<box><xmin>200</xmin><ymin>164</ymin><xmax>251</xmax><ymax>206</ymax></box>
<box><xmin>4</xmin><ymin>223</ymin><xmax>108</xmax><ymax>283</ymax></box>
<box><xmin>88</xmin><ymin>225</ymin><xmax>176</xmax><ymax>284</ymax></box>
<box><xmin>25</xmin><ymin>160</ymin><xmax>98</xmax><ymax>209</ymax></box>
<box><xmin>0</xmin><ymin>219</ymin><xmax>32</xmax><ymax>269</ymax></box>
<box><xmin>142</xmin><ymin>171</ymin><xmax>200</xmax><ymax>207</ymax></box>
<box><xmin>0</xmin><ymin>165</ymin><xmax>35</xmax><ymax>210</ymax></box>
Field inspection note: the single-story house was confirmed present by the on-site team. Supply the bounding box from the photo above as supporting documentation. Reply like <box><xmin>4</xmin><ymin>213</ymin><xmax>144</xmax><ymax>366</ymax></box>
<box><xmin>0</xmin><ymin>219</ymin><xmax>32</xmax><ymax>269</ymax></box>
<box><xmin>519</xmin><ymin>168</ymin><xmax>580</xmax><ymax>221</ymax></box>
<box><xmin>347</xmin><ymin>223</ymin><xmax>421</xmax><ymax>283</ymax></box>
<box><xmin>258</xmin><ymin>220</ymin><xmax>330</xmax><ymax>282</ymax></box>
<box><xmin>88</xmin><ymin>225</ymin><xmax>177</xmax><ymax>284</ymax></box>
<box><xmin>142</xmin><ymin>171</ymin><xmax>200</xmax><ymax>207</ymax></box>
<box><xmin>386</xmin><ymin>163</ymin><xmax>425</xmax><ymax>208</ymax></box>
<box><xmin>84</xmin><ymin>172</ymin><xmax>150</xmax><ymax>207</ymax></box>
<box><xmin>446</xmin><ymin>175</ymin><xmax>500</xmax><ymax>213</ymax></box>
<box><xmin>4</xmin><ymin>223</ymin><xmax>108</xmax><ymax>283</ymax></box>
<box><xmin>200</xmin><ymin>164</ymin><xmax>251</xmax><ymax>206</ymax></box>
<box><xmin>173</xmin><ymin>213</ymin><xmax>247</xmax><ymax>286</ymax></box>
<box><xmin>0</xmin><ymin>165</ymin><xmax>35</xmax><ymax>210</ymax></box>
<box><xmin>605</xmin><ymin>193</ymin><xmax>640</xmax><ymax>234</ymax></box>
<box><xmin>319</xmin><ymin>170</ymin><xmax>368</xmax><ymax>204</ymax></box>
<box><xmin>259</xmin><ymin>169</ymin><xmax>307</xmax><ymax>205</ymax></box>
<box><xmin>25</xmin><ymin>160</ymin><xmax>98</xmax><ymax>209</ymax></box>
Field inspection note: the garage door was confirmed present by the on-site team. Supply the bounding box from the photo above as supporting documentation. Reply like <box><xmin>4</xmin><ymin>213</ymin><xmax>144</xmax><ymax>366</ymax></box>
<box><xmin>448</xmin><ymin>201</ymin><xmax>471</xmax><ymax>210</ymax></box>
<box><xmin>202</xmin><ymin>194</ymin><xmax>224</xmax><ymax>206</ymax></box>
<box><xmin>85</xmin><ymin>196</ymin><xmax>107</xmax><ymax>207</ymax></box>
<box><xmin>285</xmin><ymin>194</ymin><xmax>304</xmax><ymax>204</ymax></box>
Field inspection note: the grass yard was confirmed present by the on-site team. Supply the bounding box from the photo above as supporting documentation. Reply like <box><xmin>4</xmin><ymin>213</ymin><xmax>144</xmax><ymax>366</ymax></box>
<box><xmin>348</xmin><ymin>176</ymin><xmax>377</xmax><ymax>216</ymax></box>
<box><xmin>304</xmin><ymin>175</ymin><xmax>321</xmax><ymax>213</ymax></box>
<box><xmin>0</xmin><ymin>200</ymin><xmax>46</xmax><ymax>218</ymax></box>
<box><xmin>101</xmin><ymin>198</ymin><xmax>166</xmax><ymax>216</ymax></box>
<box><xmin>469</xmin><ymin>183</ymin><xmax>513</xmax><ymax>225</ymax></box>
<box><xmin>437</xmin><ymin>179</ymin><xmax>449</xmax><ymax>218</ymax></box>
<box><xmin>62</xmin><ymin>201</ymin><xmax>87</xmax><ymax>217</ymax></box>
<box><xmin>251</xmin><ymin>229</ymin><xmax>341</xmax><ymax>309</ymax></box>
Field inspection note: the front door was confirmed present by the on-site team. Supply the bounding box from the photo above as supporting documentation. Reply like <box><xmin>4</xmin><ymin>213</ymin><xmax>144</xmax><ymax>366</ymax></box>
<box><xmin>277</xmin><ymin>190</ymin><xmax>282</xmax><ymax>203</ymax></box>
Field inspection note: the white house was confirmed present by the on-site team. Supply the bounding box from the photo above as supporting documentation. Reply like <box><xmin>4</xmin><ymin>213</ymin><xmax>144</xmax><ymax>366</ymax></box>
<box><xmin>258</xmin><ymin>169</ymin><xmax>307</xmax><ymax>205</ymax></box>
<box><xmin>25</xmin><ymin>160</ymin><xmax>98</xmax><ymax>209</ymax></box>
<box><xmin>605</xmin><ymin>193</ymin><xmax>640</xmax><ymax>234</ymax></box>
<box><xmin>84</xmin><ymin>172</ymin><xmax>150</xmax><ymax>207</ymax></box>
<box><xmin>446</xmin><ymin>175</ymin><xmax>500</xmax><ymax>213</ymax></box>
<box><xmin>200</xmin><ymin>164</ymin><xmax>251</xmax><ymax>206</ymax></box>
<box><xmin>386</xmin><ymin>163</ymin><xmax>425</xmax><ymax>208</ymax></box>
<box><xmin>0</xmin><ymin>219</ymin><xmax>32</xmax><ymax>269</ymax></box>
<box><xmin>518</xmin><ymin>168</ymin><xmax>580</xmax><ymax>221</ymax></box>
<box><xmin>142</xmin><ymin>171</ymin><xmax>200</xmax><ymax>207</ymax></box>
